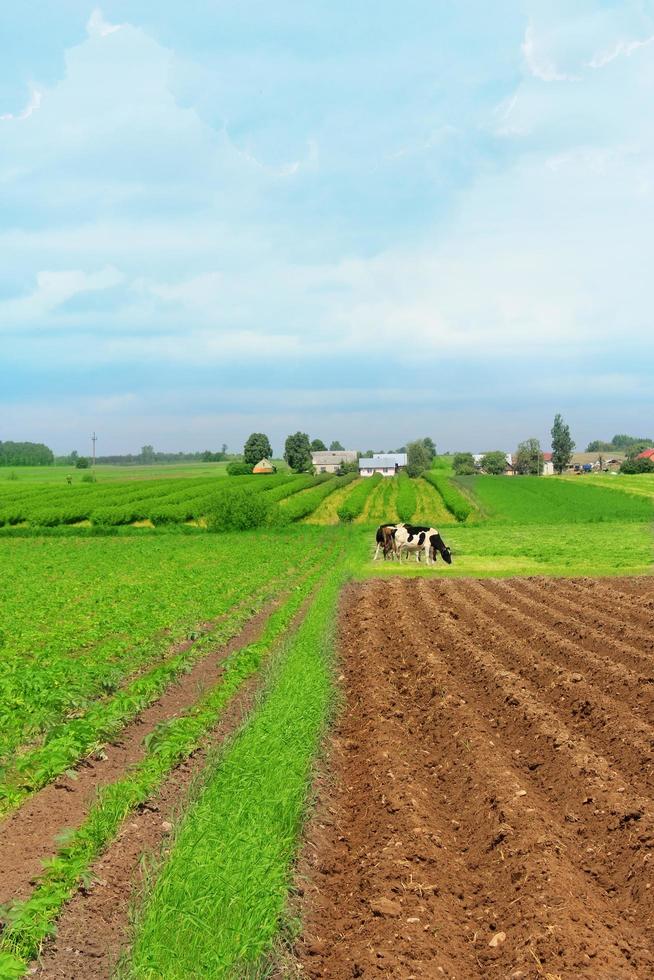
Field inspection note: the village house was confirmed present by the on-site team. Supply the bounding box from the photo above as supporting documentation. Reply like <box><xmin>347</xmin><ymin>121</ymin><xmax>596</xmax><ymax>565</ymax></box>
<box><xmin>358</xmin><ymin>453</ymin><xmax>408</xmax><ymax>477</ymax></box>
<box><xmin>311</xmin><ymin>450</ymin><xmax>357</xmax><ymax>474</ymax></box>
<box><xmin>636</xmin><ymin>448</ymin><xmax>654</xmax><ymax>462</ymax></box>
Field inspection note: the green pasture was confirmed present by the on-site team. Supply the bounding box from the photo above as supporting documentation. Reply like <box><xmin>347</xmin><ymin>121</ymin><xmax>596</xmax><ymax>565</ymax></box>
<box><xmin>460</xmin><ymin>474</ymin><xmax>653</xmax><ymax>524</ymax></box>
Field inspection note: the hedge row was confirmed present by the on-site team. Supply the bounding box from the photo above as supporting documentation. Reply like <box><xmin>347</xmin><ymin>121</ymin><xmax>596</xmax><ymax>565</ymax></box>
<box><xmin>396</xmin><ymin>471</ymin><xmax>417</xmax><ymax>523</ymax></box>
<box><xmin>336</xmin><ymin>473</ymin><xmax>382</xmax><ymax>522</ymax></box>
<box><xmin>422</xmin><ymin>471</ymin><xmax>472</xmax><ymax>522</ymax></box>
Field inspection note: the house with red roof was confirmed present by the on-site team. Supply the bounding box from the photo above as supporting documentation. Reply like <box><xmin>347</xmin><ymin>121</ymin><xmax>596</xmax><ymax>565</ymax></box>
<box><xmin>636</xmin><ymin>448</ymin><xmax>654</xmax><ymax>460</ymax></box>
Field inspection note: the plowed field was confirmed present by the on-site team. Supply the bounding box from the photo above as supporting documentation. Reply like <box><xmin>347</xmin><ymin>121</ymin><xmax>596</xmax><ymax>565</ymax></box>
<box><xmin>296</xmin><ymin>577</ymin><xmax>654</xmax><ymax>979</ymax></box>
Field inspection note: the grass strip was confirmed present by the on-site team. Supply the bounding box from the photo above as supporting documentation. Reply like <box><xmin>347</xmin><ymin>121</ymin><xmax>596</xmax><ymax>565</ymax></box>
<box><xmin>336</xmin><ymin>472</ymin><xmax>381</xmax><ymax>522</ymax></box>
<box><xmin>122</xmin><ymin>570</ymin><xmax>341</xmax><ymax>979</ymax></box>
<box><xmin>0</xmin><ymin>567</ymin><xmax>326</xmax><ymax>976</ymax></box>
<box><xmin>423</xmin><ymin>470</ymin><xmax>473</xmax><ymax>522</ymax></box>
<box><xmin>395</xmin><ymin>472</ymin><xmax>417</xmax><ymax>522</ymax></box>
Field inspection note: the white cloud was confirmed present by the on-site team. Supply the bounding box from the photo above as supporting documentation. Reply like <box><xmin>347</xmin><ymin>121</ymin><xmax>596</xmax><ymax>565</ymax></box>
<box><xmin>0</xmin><ymin>88</ymin><xmax>43</xmax><ymax>122</ymax></box>
<box><xmin>1</xmin><ymin>267</ymin><xmax>123</xmax><ymax>324</ymax></box>
<box><xmin>587</xmin><ymin>33</ymin><xmax>654</xmax><ymax>69</ymax></box>
<box><xmin>86</xmin><ymin>8</ymin><xmax>123</xmax><ymax>39</ymax></box>
<box><xmin>521</xmin><ymin>25</ymin><xmax>578</xmax><ymax>82</ymax></box>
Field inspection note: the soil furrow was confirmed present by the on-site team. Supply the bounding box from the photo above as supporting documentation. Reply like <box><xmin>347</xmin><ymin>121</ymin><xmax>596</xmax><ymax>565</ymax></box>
<box><xmin>295</xmin><ymin>578</ymin><xmax>654</xmax><ymax>979</ymax></box>
<box><xmin>496</xmin><ymin>577</ymin><xmax>654</xmax><ymax>679</ymax></box>
<box><xmin>456</xmin><ymin>579</ymin><xmax>654</xmax><ymax>790</ymax></box>
<box><xmin>411</xmin><ymin>580</ymin><xmax>654</xmax><ymax>929</ymax></box>
<box><xmin>528</xmin><ymin>576</ymin><xmax>654</xmax><ymax>634</ymax></box>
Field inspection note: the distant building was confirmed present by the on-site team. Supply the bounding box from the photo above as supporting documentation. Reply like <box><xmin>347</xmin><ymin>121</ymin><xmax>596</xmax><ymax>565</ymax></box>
<box><xmin>636</xmin><ymin>448</ymin><xmax>654</xmax><ymax>461</ymax></box>
<box><xmin>311</xmin><ymin>450</ymin><xmax>357</xmax><ymax>474</ymax></box>
<box><xmin>359</xmin><ymin>453</ymin><xmax>408</xmax><ymax>477</ymax></box>
<box><xmin>542</xmin><ymin>452</ymin><xmax>554</xmax><ymax>476</ymax></box>
<box><xmin>253</xmin><ymin>458</ymin><xmax>275</xmax><ymax>474</ymax></box>
<box><xmin>564</xmin><ymin>452</ymin><xmax>625</xmax><ymax>474</ymax></box>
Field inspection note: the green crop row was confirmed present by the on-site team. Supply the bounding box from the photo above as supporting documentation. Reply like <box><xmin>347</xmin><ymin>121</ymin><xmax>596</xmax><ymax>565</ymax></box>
<box><xmin>0</xmin><ymin>531</ymin><xmax>326</xmax><ymax>777</ymax></box>
<box><xmin>0</xmin><ymin>474</ymin><xmax>298</xmax><ymax>529</ymax></box>
<box><xmin>336</xmin><ymin>473</ymin><xmax>382</xmax><ymax>522</ymax></box>
<box><xmin>123</xmin><ymin>567</ymin><xmax>342</xmax><ymax>978</ymax></box>
<box><xmin>0</xmin><ymin>562</ymin><xmax>332</xmax><ymax>975</ymax></box>
<box><xmin>278</xmin><ymin>473</ymin><xmax>358</xmax><ymax>523</ymax></box>
<box><xmin>396</xmin><ymin>471</ymin><xmax>417</xmax><ymax>523</ymax></box>
<box><xmin>423</xmin><ymin>471</ymin><xmax>473</xmax><ymax>522</ymax></box>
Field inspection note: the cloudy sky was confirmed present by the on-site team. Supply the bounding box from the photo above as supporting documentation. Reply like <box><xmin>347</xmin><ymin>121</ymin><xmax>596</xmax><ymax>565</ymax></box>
<box><xmin>2</xmin><ymin>1</ymin><xmax>653</xmax><ymax>455</ymax></box>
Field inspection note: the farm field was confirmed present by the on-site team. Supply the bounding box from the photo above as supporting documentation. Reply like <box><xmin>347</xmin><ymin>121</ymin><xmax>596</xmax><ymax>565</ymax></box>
<box><xmin>0</xmin><ymin>463</ymin><xmax>234</xmax><ymax>484</ymax></box>
<box><xmin>461</xmin><ymin>474</ymin><xmax>653</xmax><ymax>524</ymax></box>
<box><xmin>295</xmin><ymin>576</ymin><xmax>654</xmax><ymax>978</ymax></box>
<box><xmin>0</xmin><ymin>471</ymin><xmax>652</xmax><ymax>977</ymax></box>
<box><xmin>565</xmin><ymin>473</ymin><xmax>654</xmax><ymax>499</ymax></box>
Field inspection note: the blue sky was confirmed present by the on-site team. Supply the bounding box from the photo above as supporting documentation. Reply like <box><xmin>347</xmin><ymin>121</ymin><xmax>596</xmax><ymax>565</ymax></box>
<box><xmin>2</xmin><ymin>1</ymin><xmax>653</xmax><ymax>455</ymax></box>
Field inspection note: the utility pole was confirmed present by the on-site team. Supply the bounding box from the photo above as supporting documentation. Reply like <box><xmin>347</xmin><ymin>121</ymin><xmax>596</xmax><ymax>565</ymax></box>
<box><xmin>91</xmin><ymin>432</ymin><xmax>97</xmax><ymax>469</ymax></box>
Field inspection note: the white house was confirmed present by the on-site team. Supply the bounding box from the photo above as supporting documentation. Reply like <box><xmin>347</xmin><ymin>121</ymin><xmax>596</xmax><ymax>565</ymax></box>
<box><xmin>311</xmin><ymin>450</ymin><xmax>357</xmax><ymax>474</ymax></box>
<box><xmin>358</xmin><ymin>453</ymin><xmax>408</xmax><ymax>477</ymax></box>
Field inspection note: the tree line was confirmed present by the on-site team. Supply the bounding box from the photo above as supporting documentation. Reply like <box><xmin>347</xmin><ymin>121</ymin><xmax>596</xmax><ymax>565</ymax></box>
<box><xmin>452</xmin><ymin>414</ymin><xmax>575</xmax><ymax>476</ymax></box>
<box><xmin>0</xmin><ymin>441</ymin><xmax>54</xmax><ymax>466</ymax></box>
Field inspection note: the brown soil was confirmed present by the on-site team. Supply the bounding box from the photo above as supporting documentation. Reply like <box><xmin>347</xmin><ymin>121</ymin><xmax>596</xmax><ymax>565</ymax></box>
<box><xmin>0</xmin><ymin>602</ymin><xmax>275</xmax><ymax>909</ymax></box>
<box><xmin>295</xmin><ymin>577</ymin><xmax>654</xmax><ymax>979</ymax></box>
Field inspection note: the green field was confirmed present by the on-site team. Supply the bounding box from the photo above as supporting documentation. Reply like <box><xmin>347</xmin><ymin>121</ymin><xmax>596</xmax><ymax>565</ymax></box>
<box><xmin>0</xmin><ymin>470</ymin><xmax>652</xmax><ymax>976</ymax></box>
<box><xmin>0</xmin><ymin>460</ymin><xmax>289</xmax><ymax>484</ymax></box>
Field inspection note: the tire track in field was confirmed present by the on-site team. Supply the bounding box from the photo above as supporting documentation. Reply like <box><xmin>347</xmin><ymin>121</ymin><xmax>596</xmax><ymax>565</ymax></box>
<box><xmin>296</xmin><ymin>578</ymin><xmax>654</xmax><ymax>979</ymax></box>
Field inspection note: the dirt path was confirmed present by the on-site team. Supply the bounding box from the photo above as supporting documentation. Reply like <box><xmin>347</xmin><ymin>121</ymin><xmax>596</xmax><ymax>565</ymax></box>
<box><xmin>295</xmin><ymin>577</ymin><xmax>654</xmax><ymax>979</ymax></box>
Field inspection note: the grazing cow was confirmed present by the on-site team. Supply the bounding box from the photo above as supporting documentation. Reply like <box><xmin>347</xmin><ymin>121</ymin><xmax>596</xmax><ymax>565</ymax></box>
<box><xmin>374</xmin><ymin>523</ymin><xmax>398</xmax><ymax>560</ymax></box>
<box><xmin>394</xmin><ymin>524</ymin><xmax>452</xmax><ymax>565</ymax></box>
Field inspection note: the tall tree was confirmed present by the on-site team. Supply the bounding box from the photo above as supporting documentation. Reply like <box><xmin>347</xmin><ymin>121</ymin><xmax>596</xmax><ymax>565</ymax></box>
<box><xmin>311</xmin><ymin>438</ymin><xmax>327</xmax><ymax>452</ymax></box>
<box><xmin>406</xmin><ymin>439</ymin><xmax>431</xmax><ymax>477</ymax></box>
<box><xmin>243</xmin><ymin>432</ymin><xmax>273</xmax><ymax>466</ymax></box>
<box><xmin>452</xmin><ymin>452</ymin><xmax>476</xmax><ymax>476</ymax></box>
<box><xmin>551</xmin><ymin>414</ymin><xmax>575</xmax><ymax>474</ymax></box>
<box><xmin>329</xmin><ymin>440</ymin><xmax>345</xmax><ymax>451</ymax></box>
<box><xmin>516</xmin><ymin>438</ymin><xmax>543</xmax><ymax>475</ymax></box>
<box><xmin>481</xmin><ymin>450</ymin><xmax>508</xmax><ymax>475</ymax></box>
<box><xmin>140</xmin><ymin>445</ymin><xmax>156</xmax><ymax>464</ymax></box>
<box><xmin>422</xmin><ymin>437</ymin><xmax>437</xmax><ymax>459</ymax></box>
<box><xmin>284</xmin><ymin>431</ymin><xmax>312</xmax><ymax>472</ymax></box>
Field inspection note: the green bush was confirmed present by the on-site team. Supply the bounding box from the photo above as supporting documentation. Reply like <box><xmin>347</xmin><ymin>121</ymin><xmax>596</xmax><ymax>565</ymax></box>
<box><xmin>423</xmin><ymin>471</ymin><xmax>472</xmax><ymax>522</ymax></box>
<box><xmin>206</xmin><ymin>489</ymin><xmax>271</xmax><ymax>531</ymax></box>
<box><xmin>226</xmin><ymin>461</ymin><xmax>253</xmax><ymax>476</ymax></box>
<box><xmin>620</xmin><ymin>457</ymin><xmax>654</xmax><ymax>474</ymax></box>
<box><xmin>336</xmin><ymin>473</ymin><xmax>381</xmax><ymax>522</ymax></box>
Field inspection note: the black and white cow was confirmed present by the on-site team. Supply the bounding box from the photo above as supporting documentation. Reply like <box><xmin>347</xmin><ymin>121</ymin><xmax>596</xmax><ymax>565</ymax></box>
<box><xmin>394</xmin><ymin>524</ymin><xmax>452</xmax><ymax>565</ymax></box>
